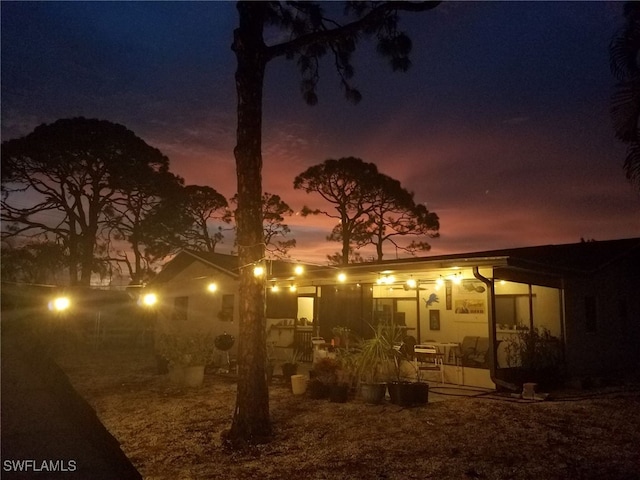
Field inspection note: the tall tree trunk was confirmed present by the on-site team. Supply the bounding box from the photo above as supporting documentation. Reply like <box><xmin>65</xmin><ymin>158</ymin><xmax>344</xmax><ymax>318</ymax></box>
<box><xmin>226</xmin><ymin>2</ymin><xmax>271</xmax><ymax>446</ymax></box>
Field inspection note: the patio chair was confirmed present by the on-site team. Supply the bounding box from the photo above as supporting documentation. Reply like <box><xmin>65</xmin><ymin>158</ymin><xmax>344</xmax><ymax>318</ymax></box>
<box><xmin>414</xmin><ymin>344</ymin><xmax>444</xmax><ymax>384</ymax></box>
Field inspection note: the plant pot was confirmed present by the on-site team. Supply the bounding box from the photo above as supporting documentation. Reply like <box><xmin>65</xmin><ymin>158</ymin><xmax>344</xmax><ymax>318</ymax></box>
<box><xmin>168</xmin><ymin>365</ymin><xmax>185</xmax><ymax>384</ymax></box>
<box><xmin>281</xmin><ymin>362</ymin><xmax>298</xmax><ymax>388</ymax></box>
<box><xmin>183</xmin><ymin>365</ymin><xmax>205</xmax><ymax>387</ymax></box>
<box><xmin>291</xmin><ymin>374</ymin><xmax>307</xmax><ymax>395</ymax></box>
<box><xmin>411</xmin><ymin>382</ymin><xmax>429</xmax><ymax>405</ymax></box>
<box><xmin>329</xmin><ymin>383</ymin><xmax>349</xmax><ymax>403</ymax></box>
<box><xmin>387</xmin><ymin>381</ymin><xmax>414</xmax><ymax>405</ymax></box>
<box><xmin>308</xmin><ymin>378</ymin><xmax>330</xmax><ymax>399</ymax></box>
<box><xmin>360</xmin><ymin>382</ymin><xmax>386</xmax><ymax>404</ymax></box>
<box><xmin>155</xmin><ymin>354</ymin><xmax>169</xmax><ymax>375</ymax></box>
<box><xmin>388</xmin><ymin>381</ymin><xmax>429</xmax><ymax>406</ymax></box>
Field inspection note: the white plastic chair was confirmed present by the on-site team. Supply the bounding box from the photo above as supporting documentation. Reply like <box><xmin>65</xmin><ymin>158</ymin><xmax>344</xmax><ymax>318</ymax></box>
<box><xmin>414</xmin><ymin>344</ymin><xmax>445</xmax><ymax>384</ymax></box>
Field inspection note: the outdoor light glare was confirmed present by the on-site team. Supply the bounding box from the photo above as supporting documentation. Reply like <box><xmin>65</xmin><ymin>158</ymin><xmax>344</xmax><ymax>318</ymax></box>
<box><xmin>294</xmin><ymin>265</ymin><xmax>304</xmax><ymax>275</ymax></box>
<box><xmin>207</xmin><ymin>282</ymin><xmax>218</xmax><ymax>293</ymax></box>
<box><xmin>271</xmin><ymin>285</ymin><xmax>279</xmax><ymax>292</ymax></box>
<box><xmin>141</xmin><ymin>293</ymin><xmax>157</xmax><ymax>307</ymax></box>
<box><xmin>452</xmin><ymin>273</ymin><xmax>463</xmax><ymax>285</ymax></box>
<box><xmin>253</xmin><ymin>265</ymin><xmax>265</xmax><ymax>277</ymax></box>
<box><xmin>406</xmin><ymin>278</ymin><xmax>417</xmax><ymax>289</ymax></box>
<box><xmin>49</xmin><ymin>296</ymin><xmax>70</xmax><ymax>312</ymax></box>
<box><xmin>289</xmin><ymin>284</ymin><xmax>297</xmax><ymax>292</ymax></box>
<box><xmin>337</xmin><ymin>272</ymin><xmax>347</xmax><ymax>283</ymax></box>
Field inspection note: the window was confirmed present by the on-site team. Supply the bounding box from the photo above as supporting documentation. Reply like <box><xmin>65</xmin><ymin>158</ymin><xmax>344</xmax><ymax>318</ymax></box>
<box><xmin>495</xmin><ymin>294</ymin><xmax>534</xmax><ymax>329</ymax></box>
<box><xmin>172</xmin><ymin>296</ymin><xmax>188</xmax><ymax>321</ymax></box>
<box><xmin>218</xmin><ymin>294</ymin><xmax>234</xmax><ymax>322</ymax></box>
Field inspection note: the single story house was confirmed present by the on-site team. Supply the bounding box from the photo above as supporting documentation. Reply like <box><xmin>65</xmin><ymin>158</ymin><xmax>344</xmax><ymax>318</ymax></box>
<box><xmin>147</xmin><ymin>238</ymin><xmax>640</xmax><ymax>389</ymax></box>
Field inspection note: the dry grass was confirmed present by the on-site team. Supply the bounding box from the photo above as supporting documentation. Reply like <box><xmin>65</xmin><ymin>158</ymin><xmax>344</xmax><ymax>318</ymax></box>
<box><xmin>56</xmin><ymin>346</ymin><xmax>640</xmax><ymax>480</ymax></box>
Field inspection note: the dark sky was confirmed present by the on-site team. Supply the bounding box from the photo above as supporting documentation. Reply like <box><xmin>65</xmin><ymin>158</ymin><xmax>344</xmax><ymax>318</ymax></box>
<box><xmin>2</xmin><ymin>1</ymin><xmax>639</xmax><ymax>263</ymax></box>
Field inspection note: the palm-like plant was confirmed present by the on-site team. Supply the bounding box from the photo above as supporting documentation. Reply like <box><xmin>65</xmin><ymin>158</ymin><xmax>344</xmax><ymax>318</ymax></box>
<box><xmin>610</xmin><ymin>2</ymin><xmax>640</xmax><ymax>190</ymax></box>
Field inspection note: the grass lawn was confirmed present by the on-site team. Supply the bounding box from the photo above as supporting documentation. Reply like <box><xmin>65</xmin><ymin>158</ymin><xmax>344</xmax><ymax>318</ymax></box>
<box><xmin>56</xmin><ymin>345</ymin><xmax>640</xmax><ymax>480</ymax></box>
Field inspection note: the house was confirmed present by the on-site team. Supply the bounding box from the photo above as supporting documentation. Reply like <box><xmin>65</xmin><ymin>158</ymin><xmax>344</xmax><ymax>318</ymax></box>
<box><xmin>148</xmin><ymin>238</ymin><xmax>640</xmax><ymax>389</ymax></box>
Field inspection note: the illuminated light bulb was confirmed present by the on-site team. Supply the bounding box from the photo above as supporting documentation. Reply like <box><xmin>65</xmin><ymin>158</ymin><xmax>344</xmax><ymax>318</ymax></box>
<box><xmin>453</xmin><ymin>274</ymin><xmax>462</xmax><ymax>285</ymax></box>
<box><xmin>289</xmin><ymin>284</ymin><xmax>297</xmax><ymax>292</ymax></box>
<box><xmin>337</xmin><ymin>273</ymin><xmax>347</xmax><ymax>283</ymax></box>
<box><xmin>386</xmin><ymin>275</ymin><xmax>395</xmax><ymax>284</ymax></box>
<box><xmin>50</xmin><ymin>296</ymin><xmax>71</xmax><ymax>312</ymax></box>
<box><xmin>253</xmin><ymin>265</ymin><xmax>265</xmax><ymax>277</ymax></box>
<box><xmin>406</xmin><ymin>278</ymin><xmax>417</xmax><ymax>289</ymax></box>
<box><xmin>436</xmin><ymin>277</ymin><xmax>444</xmax><ymax>287</ymax></box>
<box><xmin>294</xmin><ymin>265</ymin><xmax>304</xmax><ymax>275</ymax></box>
<box><xmin>140</xmin><ymin>293</ymin><xmax>157</xmax><ymax>307</ymax></box>
<box><xmin>271</xmin><ymin>285</ymin><xmax>279</xmax><ymax>292</ymax></box>
<box><xmin>500</xmin><ymin>280</ymin><xmax>506</xmax><ymax>286</ymax></box>
<box><xmin>207</xmin><ymin>283</ymin><xmax>218</xmax><ymax>293</ymax></box>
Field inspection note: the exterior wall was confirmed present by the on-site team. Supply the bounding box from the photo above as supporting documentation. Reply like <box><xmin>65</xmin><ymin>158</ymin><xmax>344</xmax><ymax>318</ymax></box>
<box><xmin>563</xmin><ymin>260</ymin><xmax>640</xmax><ymax>380</ymax></box>
<box><xmin>153</xmin><ymin>262</ymin><xmax>239</xmax><ymax>357</ymax></box>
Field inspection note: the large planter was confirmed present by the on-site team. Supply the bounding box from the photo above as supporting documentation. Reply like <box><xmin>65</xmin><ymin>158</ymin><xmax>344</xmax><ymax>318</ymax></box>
<box><xmin>388</xmin><ymin>381</ymin><xmax>429</xmax><ymax>406</ymax></box>
<box><xmin>308</xmin><ymin>378</ymin><xmax>330</xmax><ymax>399</ymax></box>
<box><xmin>329</xmin><ymin>383</ymin><xmax>350</xmax><ymax>403</ymax></box>
<box><xmin>183</xmin><ymin>365</ymin><xmax>206</xmax><ymax>387</ymax></box>
<box><xmin>360</xmin><ymin>382</ymin><xmax>387</xmax><ymax>404</ymax></box>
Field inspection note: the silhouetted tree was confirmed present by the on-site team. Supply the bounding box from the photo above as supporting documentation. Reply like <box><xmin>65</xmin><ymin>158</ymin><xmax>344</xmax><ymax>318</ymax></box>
<box><xmin>231</xmin><ymin>192</ymin><xmax>297</xmax><ymax>258</ymax></box>
<box><xmin>0</xmin><ymin>241</ymin><xmax>68</xmax><ymax>284</ymax></box>
<box><xmin>106</xmin><ymin>166</ymin><xmax>183</xmax><ymax>285</ymax></box>
<box><xmin>294</xmin><ymin>157</ymin><xmax>382</xmax><ymax>265</ymax></box>
<box><xmin>229</xmin><ymin>1</ymin><xmax>440</xmax><ymax>445</ymax></box>
<box><xmin>1</xmin><ymin>118</ymin><xmax>171</xmax><ymax>286</ymax></box>
<box><xmin>363</xmin><ymin>174</ymin><xmax>439</xmax><ymax>260</ymax></box>
<box><xmin>142</xmin><ymin>184</ymin><xmax>231</xmax><ymax>258</ymax></box>
<box><xmin>610</xmin><ymin>2</ymin><xmax>640</xmax><ymax>191</ymax></box>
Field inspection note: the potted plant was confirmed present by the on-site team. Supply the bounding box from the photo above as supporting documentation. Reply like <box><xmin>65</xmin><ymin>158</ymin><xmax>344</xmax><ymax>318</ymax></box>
<box><xmin>308</xmin><ymin>356</ymin><xmax>339</xmax><ymax>399</ymax></box>
<box><xmin>383</xmin><ymin>327</ymin><xmax>425</xmax><ymax>406</ymax></box>
<box><xmin>281</xmin><ymin>348</ymin><xmax>300</xmax><ymax>389</ymax></box>
<box><xmin>355</xmin><ymin>323</ymin><xmax>400</xmax><ymax>404</ymax></box>
<box><xmin>156</xmin><ymin>332</ymin><xmax>216</xmax><ymax>387</ymax></box>
<box><xmin>503</xmin><ymin>326</ymin><xmax>563</xmax><ymax>390</ymax></box>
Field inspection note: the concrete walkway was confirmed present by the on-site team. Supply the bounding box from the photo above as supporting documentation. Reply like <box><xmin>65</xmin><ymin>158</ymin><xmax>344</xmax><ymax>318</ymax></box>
<box><xmin>1</xmin><ymin>312</ymin><xmax>141</xmax><ymax>480</ymax></box>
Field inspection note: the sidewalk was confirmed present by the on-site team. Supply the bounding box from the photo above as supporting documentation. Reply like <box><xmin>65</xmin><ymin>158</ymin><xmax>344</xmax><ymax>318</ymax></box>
<box><xmin>1</xmin><ymin>312</ymin><xmax>142</xmax><ymax>480</ymax></box>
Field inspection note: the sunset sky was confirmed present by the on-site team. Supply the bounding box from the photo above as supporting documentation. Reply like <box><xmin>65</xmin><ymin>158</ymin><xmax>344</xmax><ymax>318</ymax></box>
<box><xmin>2</xmin><ymin>1</ymin><xmax>639</xmax><ymax>265</ymax></box>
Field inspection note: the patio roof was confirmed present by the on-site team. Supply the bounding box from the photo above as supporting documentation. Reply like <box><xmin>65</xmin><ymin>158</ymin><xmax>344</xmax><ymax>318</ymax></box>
<box><xmin>151</xmin><ymin>238</ymin><xmax>640</xmax><ymax>288</ymax></box>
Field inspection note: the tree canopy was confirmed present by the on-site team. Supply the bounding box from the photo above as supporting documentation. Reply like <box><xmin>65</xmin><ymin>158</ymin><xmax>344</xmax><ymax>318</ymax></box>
<box><xmin>294</xmin><ymin>157</ymin><xmax>439</xmax><ymax>264</ymax></box>
<box><xmin>610</xmin><ymin>1</ymin><xmax>640</xmax><ymax>191</ymax></box>
<box><xmin>1</xmin><ymin>117</ymin><xmax>172</xmax><ymax>286</ymax></box>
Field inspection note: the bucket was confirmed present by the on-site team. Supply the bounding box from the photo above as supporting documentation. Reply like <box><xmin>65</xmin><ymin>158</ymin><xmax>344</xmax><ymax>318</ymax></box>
<box><xmin>183</xmin><ymin>365</ymin><xmax>205</xmax><ymax>387</ymax></box>
<box><xmin>291</xmin><ymin>374</ymin><xmax>307</xmax><ymax>395</ymax></box>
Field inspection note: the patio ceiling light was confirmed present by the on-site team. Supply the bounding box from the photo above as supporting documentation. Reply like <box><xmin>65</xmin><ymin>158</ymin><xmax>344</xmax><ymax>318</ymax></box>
<box><xmin>207</xmin><ymin>282</ymin><xmax>218</xmax><ymax>293</ymax></box>
<box><xmin>294</xmin><ymin>265</ymin><xmax>304</xmax><ymax>275</ymax></box>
